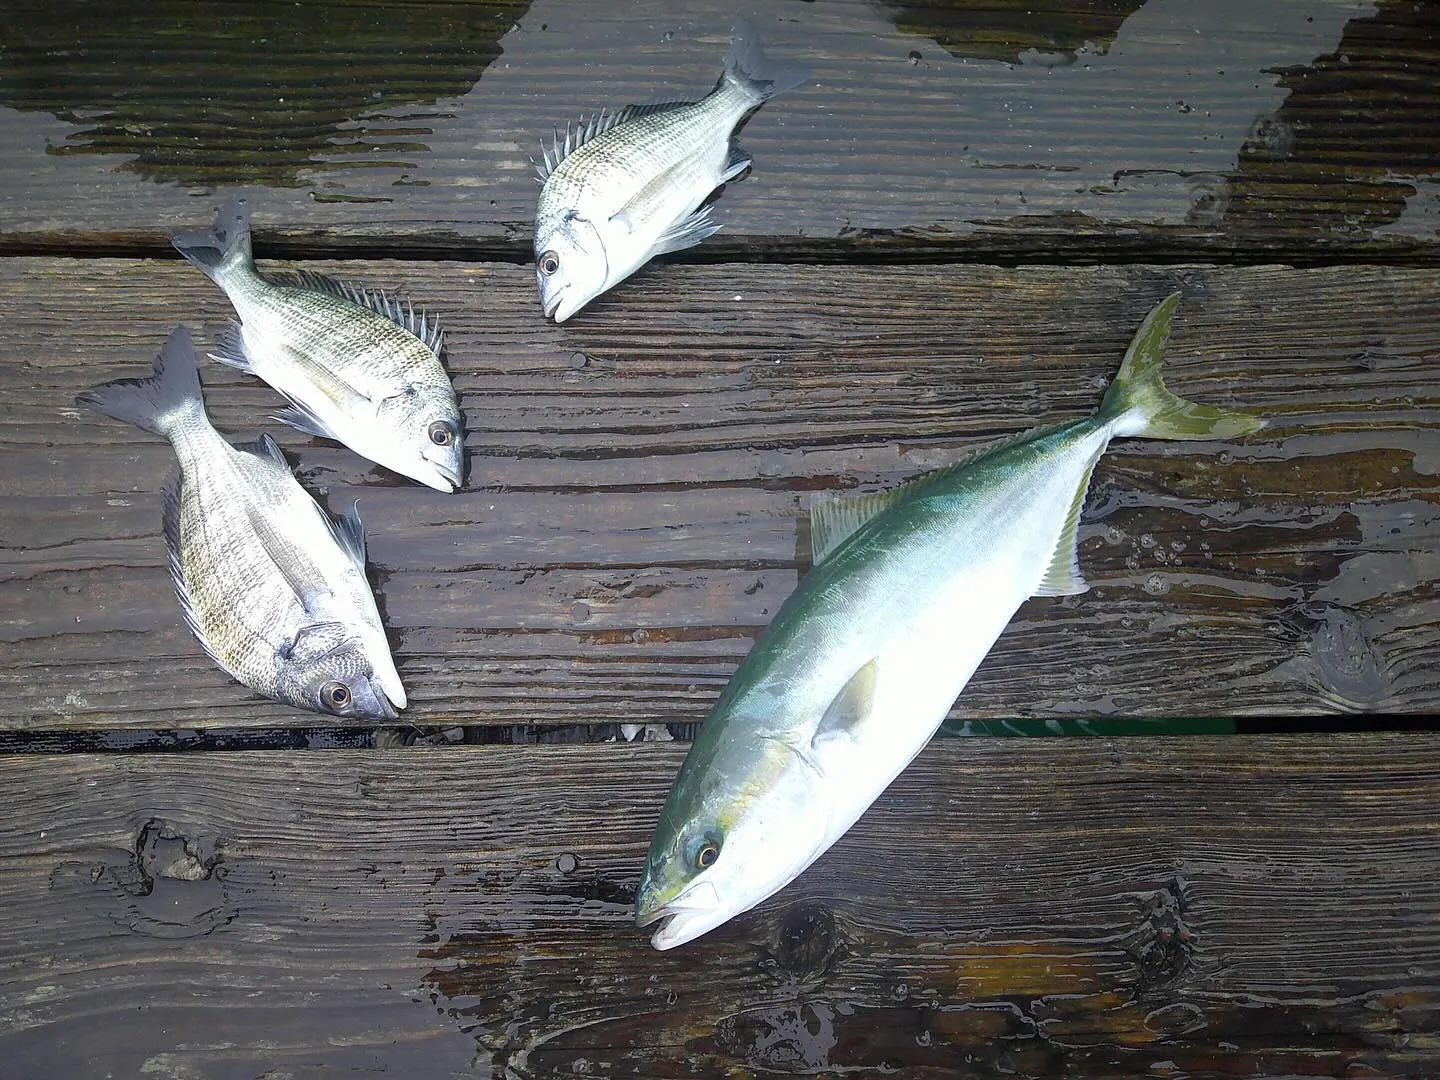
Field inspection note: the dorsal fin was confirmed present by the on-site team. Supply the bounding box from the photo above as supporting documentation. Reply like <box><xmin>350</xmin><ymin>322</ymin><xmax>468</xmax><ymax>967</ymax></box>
<box><xmin>534</xmin><ymin>101</ymin><xmax>694</xmax><ymax>181</ymax></box>
<box><xmin>809</xmin><ymin>426</ymin><xmax>1051</xmax><ymax>565</ymax></box>
<box><xmin>282</xmin><ymin>269</ymin><xmax>444</xmax><ymax>355</ymax></box>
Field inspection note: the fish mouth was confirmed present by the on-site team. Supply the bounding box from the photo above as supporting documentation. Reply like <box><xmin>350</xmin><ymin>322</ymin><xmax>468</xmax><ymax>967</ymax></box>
<box><xmin>375</xmin><ymin>690</ymin><xmax>400</xmax><ymax>721</ymax></box>
<box><xmin>426</xmin><ymin>458</ymin><xmax>463</xmax><ymax>493</ymax></box>
<box><xmin>635</xmin><ymin>879</ymin><xmax>726</xmax><ymax>950</ymax></box>
<box><xmin>340</xmin><ymin>679</ymin><xmax>400</xmax><ymax>721</ymax></box>
<box><xmin>542</xmin><ymin>287</ymin><xmax>567</xmax><ymax>321</ymax></box>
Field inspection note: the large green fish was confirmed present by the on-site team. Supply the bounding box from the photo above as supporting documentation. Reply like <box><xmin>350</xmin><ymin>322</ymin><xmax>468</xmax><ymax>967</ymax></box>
<box><xmin>635</xmin><ymin>294</ymin><xmax>1263</xmax><ymax>949</ymax></box>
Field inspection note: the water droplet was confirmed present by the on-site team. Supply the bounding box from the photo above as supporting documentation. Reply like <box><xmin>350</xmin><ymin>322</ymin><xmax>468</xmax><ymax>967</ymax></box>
<box><xmin>1140</xmin><ymin>534</ymin><xmax>1157</xmax><ymax>550</ymax></box>
<box><xmin>1144</xmin><ymin>573</ymin><xmax>1170</xmax><ymax>596</ymax></box>
<box><xmin>570</xmin><ymin>601</ymin><xmax>590</xmax><ymax>623</ymax></box>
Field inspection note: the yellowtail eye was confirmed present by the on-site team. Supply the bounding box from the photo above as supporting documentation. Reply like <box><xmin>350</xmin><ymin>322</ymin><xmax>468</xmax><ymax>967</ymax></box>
<box><xmin>428</xmin><ymin>420</ymin><xmax>455</xmax><ymax>446</ymax></box>
<box><xmin>695</xmin><ymin>841</ymin><xmax>720</xmax><ymax>870</ymax></box>
<box><xmin>539</xmin><ymin>251</ymin><xmax>560</xmax><ymax>276</ymax></box>
<box><xmin>320</xmin><ymin>681</ymin><xmax>351</xmax><ymax>711</ymax></box>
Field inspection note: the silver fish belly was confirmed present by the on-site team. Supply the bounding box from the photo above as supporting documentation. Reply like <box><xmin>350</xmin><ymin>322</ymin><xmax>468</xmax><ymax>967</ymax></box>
<box><xmin>172</xmin><ymin>196</ymin><xmax>464</xmax><ymax>492</ymax></box>
<box><xmin>77</xmin><ymin>327</ymin><xmax>407</xmax><ymax>720</ymax></box>
<box><xmin>635</xmin><ymin>295</ymin><xmax>1265</xmax><ymax>950</ymax></box>
<box><xmin>533</xmin><ymin>19</ymin><xmax>808</xmax><ymax>322</ymax></box>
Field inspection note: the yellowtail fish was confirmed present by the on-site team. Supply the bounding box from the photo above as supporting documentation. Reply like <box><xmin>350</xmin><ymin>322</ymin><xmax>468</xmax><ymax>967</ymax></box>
<box><xmin>77</xmin><ymin>327</ymin><xmax>406</xmax><ymax>719</ymax></box>
<box><xmin>173</xmin><ymin>197</ymin><xmax>464</xmax><ymax>491</ymax></box>
<box><xmin>533</xmin><ymin>19</ymin><xmax>808</xmax><ymax>322</ymax></box>
<box><xmin>635</xmin><ymin>295</ymin><xmax>1264</xmax><ymax>949</ymax></box>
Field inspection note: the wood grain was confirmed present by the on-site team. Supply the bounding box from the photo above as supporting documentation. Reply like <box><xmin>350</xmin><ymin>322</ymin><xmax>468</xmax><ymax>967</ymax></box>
<box><xmin>1</xmin><ymin>0</ymin><xmax>1438</xmax><ymax>260</ymax></box>
<box><xmin>0</xmin><ymin>737</ymin><xmax>1436</xmax><ymax>1077</ymax></box>
<box><xmin>2</xmin><ymin>258</ymin><xmax>1437</xmax><ymax>730</ymax></box>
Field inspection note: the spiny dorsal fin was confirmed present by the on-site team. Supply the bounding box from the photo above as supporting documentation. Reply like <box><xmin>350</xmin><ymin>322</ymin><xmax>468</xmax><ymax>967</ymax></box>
<box><xmin>284</xmin><ymin>269</ymin><xmax>445</xmax><ymax>355</ymax></box>
<box><xmin>534</xmin><ymin>101</ymin><xmax>694</xmax><ymax>182</ymax></box>
<box><xmin>809</xmin><ymin>426</ymin><xmax>1051</xmax><ymax>565</ymax></box>
<box><xmin>1033</xmin><ymin>444</ymin><xmax>1104</xmax><ymax>597</ymax></box>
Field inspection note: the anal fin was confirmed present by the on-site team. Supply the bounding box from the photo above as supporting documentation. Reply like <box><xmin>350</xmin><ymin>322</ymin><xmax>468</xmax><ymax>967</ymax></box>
<box><xmin>207</xmin><ymin>320</ymin><xmax>254</xmax><ymax>373</ymax></box>
<box><xmin>722</xmin><ymin>140</ymin><xmax>752</xmax><ymax>183</ymax></box>
<box><xmin>1033</xmin><ymin>447</ymin><xmax>1104</xmax><ymax>597</ymax></box>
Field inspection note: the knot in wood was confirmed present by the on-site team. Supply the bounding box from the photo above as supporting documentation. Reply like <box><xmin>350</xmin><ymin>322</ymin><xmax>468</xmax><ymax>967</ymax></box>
<box><xmin>769</xmin><ymin>903</ymin><xmax>840</xmax><ymax>977</ymax></box>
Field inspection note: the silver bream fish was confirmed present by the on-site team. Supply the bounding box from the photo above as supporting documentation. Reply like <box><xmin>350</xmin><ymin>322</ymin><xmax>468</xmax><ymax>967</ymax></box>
<box><xmin>77</xmin><ymin>327</ymin><xmax>407</xmax><ymax>719</ymax></box>
<box><xmin>533</xmin><ymin>19</ymin><xmax>808</xmax><ymax>322</ymax></box>
<box><xmin>173</xmin><ymin>197</ymin><xmax>464</xmax><ymax>491</ymax></box>
<box><xmin>635</xmin><ymin>295</ymin><xmax>1265</xmax><ymax>949</ymax></box>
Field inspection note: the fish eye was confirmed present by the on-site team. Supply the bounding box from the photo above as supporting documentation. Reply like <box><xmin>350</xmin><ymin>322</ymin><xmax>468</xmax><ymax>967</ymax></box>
<box><xmin>427</xmin><ymin>420</ymin><xmax>455</xmax><ymax>447</ymax></box>
<box><xmin>320</xmin><ymin>681</ymin><xmax>351</xmax><ymax>711</ymax></box>
<box><xmin>689</xmin><ymin>832</ymin><xmax>722</xmax><ymax>871</ymax></box>
<box><xmin>539</xmin><ymin>250</ymin><xmax>561</xmax><ymax>276</ymax></box>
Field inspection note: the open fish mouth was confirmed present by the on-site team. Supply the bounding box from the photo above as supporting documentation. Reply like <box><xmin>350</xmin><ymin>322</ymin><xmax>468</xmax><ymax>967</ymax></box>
<box><xmin>542</xmin><ymin>287</ymin><xmax>566</xmax><ymax>321</ymax></box>
<box><xmin>635</xmin><ymin>878</ymin><xmax>725</xmax><ymax>950</ymax></box>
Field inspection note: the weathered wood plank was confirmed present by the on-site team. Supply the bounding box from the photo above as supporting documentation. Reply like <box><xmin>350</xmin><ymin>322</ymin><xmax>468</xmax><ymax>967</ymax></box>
<box><xmin>0</xmin><ymin>737</ymin><xmax>1437</xmax><ymax>1076</ymax></box>
<box><xmin>1</xmin><ymin>0</ymin><xmax>1438</xmax><ymax>259</ymax></box>
<box><xmin>1</xmin><ymin>258</ymin><xmax>1436</xmax><ymax>729</ymax></box>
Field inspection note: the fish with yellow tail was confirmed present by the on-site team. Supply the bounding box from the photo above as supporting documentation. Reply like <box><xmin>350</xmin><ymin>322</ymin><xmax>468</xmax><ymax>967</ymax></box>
<box><xmin>635</xmin><ymin>294</ymin><xmax>1264</xmax><ymax>949</ymax></box>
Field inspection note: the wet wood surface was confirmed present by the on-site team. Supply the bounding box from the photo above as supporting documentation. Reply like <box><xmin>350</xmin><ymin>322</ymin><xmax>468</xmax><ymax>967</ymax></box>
<box><xmin>2</xmin><ymin>259</ymin><xmax>1437</xmax><ymax>731</ymax></box>
<box><xmin>1</xmin><ymin>0</ymin><xmax>1439</xmax><ymax>261</ymax></box>
<box><xmin>0</xmin><ymin>737</ymin><xmax>1437</xmax><ymax>1078</ymax></box>
<box><xmin>3</xmin><ymin>0</ymin><xmax>1440</xmax><ymax>1075</ymax></box>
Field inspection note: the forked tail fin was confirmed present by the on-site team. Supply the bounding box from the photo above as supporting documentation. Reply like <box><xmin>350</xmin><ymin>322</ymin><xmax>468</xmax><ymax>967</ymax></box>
<box><xmin>76</xmin><ymin>326</ymin><xmax>206</xmax><ymax>438</ymax></box>
<box><xmin>171</xmin><ymin>195</ymin><xmax>253</xmax><ymax>284</ymax></box>
<box><xmin>1099</xmin><ymin>293</ymin><xmax>1265</xmax><ymax>441</ymax></box>
<box><xmin>722</xmin><ymin>18</ymin><xmax>810</xmax><ymax>105</ymax></box>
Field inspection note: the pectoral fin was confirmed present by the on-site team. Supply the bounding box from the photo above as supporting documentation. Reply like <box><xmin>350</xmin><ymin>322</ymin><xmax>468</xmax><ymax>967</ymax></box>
<box><xmin>278</xmin><ymin>344</ymin><xmax>371</xmax><ymax>417</ymax></box>
<box><xmin>243</xmin><ymin>503</ymin><xmax>331</xmax><ymax>616</ymax></box>
<box><xmin>812</xmin><ymin>658</ymin><xmax>880</xmax><ymax>751</ymax></box>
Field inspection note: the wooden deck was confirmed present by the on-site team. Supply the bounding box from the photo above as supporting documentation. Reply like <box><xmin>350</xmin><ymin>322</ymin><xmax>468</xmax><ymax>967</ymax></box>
<box><xmin>1</xmin><ymin>1</ymin><xmax>1438</xmax><ymax>1076</ymax></box>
